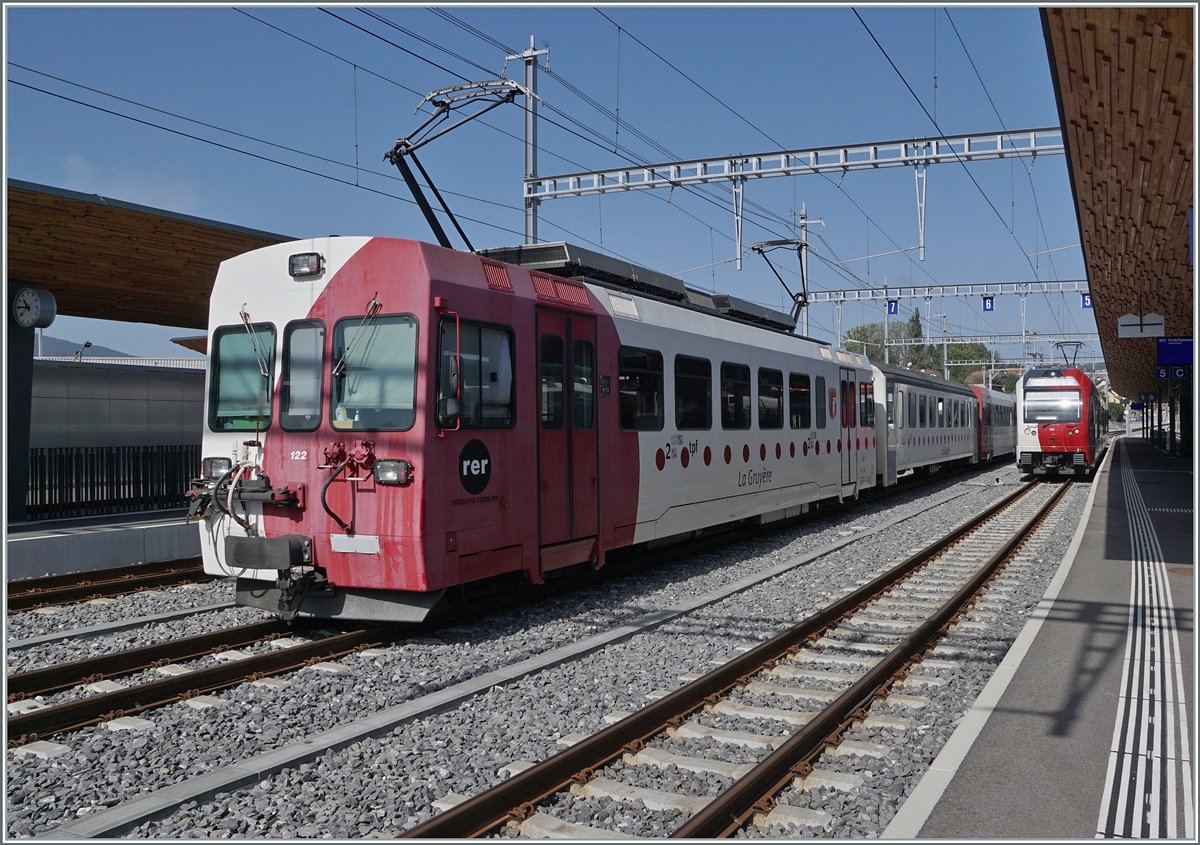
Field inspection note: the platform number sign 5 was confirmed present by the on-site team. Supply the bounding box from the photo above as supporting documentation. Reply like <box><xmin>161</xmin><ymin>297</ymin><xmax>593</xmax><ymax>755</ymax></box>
<box><xmin>1082</xmin><ymin>293</ymin><xmax>1093</xmax><ymax>309</ymax></box>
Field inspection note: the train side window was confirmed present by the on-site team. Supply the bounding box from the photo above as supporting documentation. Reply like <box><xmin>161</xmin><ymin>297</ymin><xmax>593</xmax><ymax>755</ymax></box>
<box><xmin>886</xmin><ymin>384</ymin><xmax>895</xmax><ymax>428</ymax></box>
<box><xmin>331</xmin><ymin>314</ymin><xmax>418</xmax><ymax>431</ymax></box>
<box><xmin>675</xmin><ymin>355</ymin><xmax>712</xmax><ymax>430</ymax></box>
<box><xmin>841</xmin><ymin>379</ymin><xmax>856</xmax><ymax>428</ymax></box>
<box><xmin>574</xmin><ymin>340</ymin><xmax>595</xmax><ymax>430</ymax></box>
<box><xmin>789</xmin><ymin>373</ymin><xmax>811</xmax><ymax>429</ymax></box>
<box><xmin>720</xmin><ymin>363</ymin><xmax>752</xmax><ymax>429</ymax></box>
<box><xmin>758</xmin><ymin>368</ymin><xmax>784</xmax><ymax>429</ymax></box>
<box><xmin>280</xmin><ymin>320</ymin><xmax>325</xmax><ymax>432</ymax></box>
<box><xmin>938</xmin><ymin>397</ymin><xmax>945</xmax><ymax>428</ymax></box>
<box><xmin>860</xmin><ymin>381</ymin><xmax>875</xmax><ymax>428</ymax></box>
<box><xmin>210</xmin><ymin>322</ymin><xmax>277</xmax><ymax>432</ymax></box>
<box><xmin>815</xmin><ymin>376</ymin><xmax>827</xmax><ymax>428</ymax></box>
<box><xmin>907</xmin><ymin>391</ymin><xmax>915</xmax><ymax>428</ymax></box>
<box><xmin>919</xmin><ymin>394</ymin><xmax>927</xmax><ymax>427</ymax></box>
<box><xmin>540</xmin><ymin>335</ymin><xmax>564</xmax><ymax>430</ymax></box>
<box><xmin>618</xmin><ymin>346</ymin><xmax>664</xmax><ymax>431</ymax></box>
<box><xmin>441</xmin><ymin>321</ymin><xmax>515</xmax><ymax>429</ymax></box>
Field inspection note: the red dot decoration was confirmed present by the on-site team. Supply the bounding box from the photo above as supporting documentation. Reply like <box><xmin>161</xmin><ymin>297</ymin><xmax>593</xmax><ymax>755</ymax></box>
<box><xmin>789</xmin><ymin>442</ymin><xmax>795</xmax><ymax>458</ymax></box>
<box><xmin>655</xmin><ymin>449</ymin><xmax>665</xmax><ymax>471</ymax></box>
<box><xmin>680</xmin><ymin>447</ymin><xmax>690</xmax><ymax>469</ymax></box>
<box><xmin>760</xmin><ymin>444</ymin><xmax>766</xmax><ymax>461</ymax></box>
<box><xmin>837</xmin><ymin>440</ymin><xmax>842</xmax><ymax>453</ymax></box>
<box><xmin>704</xmin><ymin>446</ymin><xmax>712</xmax><ymax>466</ymax></box>
<box><xmin>803</xmin><ymin>441</ymin><xmax>809</xmax><ymax>456</ymax></box>
<box><xmin>724</xmin><ymin>445</ymin><xmax>732</xmax><ymax>464</ymax></box>
<box><xmin>742</xmin><ymin>444</ymin><xmax>750</xmax><ymax>463</ymax></box>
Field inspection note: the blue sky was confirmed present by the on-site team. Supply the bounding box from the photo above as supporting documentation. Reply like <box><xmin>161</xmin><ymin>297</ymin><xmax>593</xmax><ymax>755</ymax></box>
<box><xmin>6</xmin><ymin>4</ymin><xmax>1098</xmax><ymax>364</ymax></box>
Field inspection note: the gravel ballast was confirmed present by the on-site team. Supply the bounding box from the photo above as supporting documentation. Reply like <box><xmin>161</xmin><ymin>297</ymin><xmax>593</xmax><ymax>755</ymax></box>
<box><xmin>5</xmin><ymin>468</ymin><xmax>1088</xmax><ymax>839</ymax></box>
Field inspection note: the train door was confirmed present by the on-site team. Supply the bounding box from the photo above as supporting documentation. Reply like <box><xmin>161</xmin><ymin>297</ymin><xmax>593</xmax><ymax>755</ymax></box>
<box><xmin>536</xmin><ymin>310</ymin><xmax>599</xmax><ymax>549</ymax></box>
<box><xmin>840</xmin><ymin>367</ymin><xmax>856</xmax><ymax>488</ymax></box>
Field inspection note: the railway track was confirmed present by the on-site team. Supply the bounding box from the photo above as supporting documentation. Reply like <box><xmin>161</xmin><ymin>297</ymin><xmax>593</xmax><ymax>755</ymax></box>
<box><xmin>5</xmin><ymin>621</ymin><xmax>406</xmax><ymax>745</ymax></box>
<box><xmin>402</xmin><ymin>479</ymin><xmax>1070</xmax><ymax>838</ymax></box>
<box><xmin>6</xmin><ymin>556</ymin><xmax>212</xmax><ymax>611</ymax></box>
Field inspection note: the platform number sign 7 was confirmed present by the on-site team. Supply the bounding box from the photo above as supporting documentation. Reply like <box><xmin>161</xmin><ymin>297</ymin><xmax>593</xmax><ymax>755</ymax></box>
<box><xmin>1082</xmin><ymin>293</ymin><xmax>1093</xmax><ymax>309</ymax></box>
<box><xmin>887</xmin><ymin>300</ymin><xmax>898</xmax><ymax>315</ymax></box>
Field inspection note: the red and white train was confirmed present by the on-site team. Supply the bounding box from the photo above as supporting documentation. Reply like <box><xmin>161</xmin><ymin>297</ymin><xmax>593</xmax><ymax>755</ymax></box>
<box><xmin>189</xmin><ymin>237</ymin><xmax>1015</xmax><ymax>621</ymax></box>
<box><xmin>1015</xmin><ymin>366</ymin><xmax>1109</xmax><ymax>475</ymax></box>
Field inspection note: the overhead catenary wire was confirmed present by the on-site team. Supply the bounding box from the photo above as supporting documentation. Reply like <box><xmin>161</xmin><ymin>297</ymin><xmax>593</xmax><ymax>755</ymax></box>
<box><xmin>943</xmin><ymin>8</ymin><xmax>1074</xmax><ymax>336</ymax></box>
<box><xmin>853</xmin><ymin>9</ymin><xmax>1046</xmax><ymax>284</ymax></box>
<box><xmin>232</xmin><ymin>11</ymin><xmax>776</xmax><ymax>254</ymax></box>
<box><xmin>592</xmin><ymin>8</ymin><xmax>958</xmax><ymax>297</ymax></box>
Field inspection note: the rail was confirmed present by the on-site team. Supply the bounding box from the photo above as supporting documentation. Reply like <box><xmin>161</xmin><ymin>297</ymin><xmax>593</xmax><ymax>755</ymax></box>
<box><xmin>401</xmin><ymin>480</ymin><xmax>1070</xmax><ymax>838</ymax></box>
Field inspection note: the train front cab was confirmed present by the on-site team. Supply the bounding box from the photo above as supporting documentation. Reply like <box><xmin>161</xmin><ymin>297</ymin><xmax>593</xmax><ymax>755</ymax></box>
<box><xmin>1016</xmin><ymin>369</ymin><xmax>1102</xmax><ymax>476</ymax></box>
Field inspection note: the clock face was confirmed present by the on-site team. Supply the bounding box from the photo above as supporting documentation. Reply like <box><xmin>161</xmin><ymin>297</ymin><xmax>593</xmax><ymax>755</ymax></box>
<box><xmin>13</xmin><ymin>288</ymin><xmax>41</xmax><ymax>328</ymax></box>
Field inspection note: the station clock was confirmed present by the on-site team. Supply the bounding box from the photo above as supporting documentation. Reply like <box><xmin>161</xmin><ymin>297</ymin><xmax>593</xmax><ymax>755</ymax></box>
<box><xmin>11</xmin><ymin>287</ymin><xmax>57</xmax><ymax>329</ymax></box>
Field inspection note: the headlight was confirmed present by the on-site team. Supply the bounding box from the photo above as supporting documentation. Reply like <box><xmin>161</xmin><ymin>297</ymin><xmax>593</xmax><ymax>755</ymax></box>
<box><xmin>373</xmin><ymin>459</ymin><xmax>413</xmax><ymax>486</ymax></box>
<box><xmin>202</xmin><ymin>456</ymin><xmax>233</xmax><ymax>479</ymax></box>
<box><xmin>289</xmin><ymin>252</ymin><xmax>324</xmax><ymax>278</ymax></box>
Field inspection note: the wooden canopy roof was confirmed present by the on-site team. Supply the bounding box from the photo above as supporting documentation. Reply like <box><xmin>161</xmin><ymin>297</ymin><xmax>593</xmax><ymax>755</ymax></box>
<box><xmin>6</xmin><ymin>180</ymin><xmax>289</xmax><ymax>330</ymax></box>
<box><xmin>1043</xmin><ymin>8</ymin><xmax>1193</xmax><ymax>398</ymax></box>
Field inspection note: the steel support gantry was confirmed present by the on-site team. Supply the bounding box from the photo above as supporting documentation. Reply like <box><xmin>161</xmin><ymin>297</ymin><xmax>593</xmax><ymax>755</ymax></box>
<box><xmin>524</xmin><ymin>127</ymin><xmax>1065</xmax><ymax>267</ymax></box>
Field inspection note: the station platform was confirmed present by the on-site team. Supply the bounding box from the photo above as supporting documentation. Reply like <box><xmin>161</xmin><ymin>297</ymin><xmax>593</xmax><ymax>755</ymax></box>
<box><xmin>6</xmin><ymin>509</ymin><xmax>199</xmax><ymax>582</ymax></box>
<box><xmin>885</xmin><ymin>436</ymin><xmax>1194</xmax><ymax>839</ymax></box>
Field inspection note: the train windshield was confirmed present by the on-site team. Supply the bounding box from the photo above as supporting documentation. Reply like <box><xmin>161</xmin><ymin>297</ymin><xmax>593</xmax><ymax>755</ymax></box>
<box><xmin>331</xmin><ymin>314</ymin><xmax>418</xmax><ymax>430</ymax></box>
<box><xmin>1023</xmin><ymin>389</ymin><xmax>1082</xmax><ymax>423</ymax></box>
<box><xmin>209</xmin><ymin>323</ymin><xmax>276</xmax><ymax>431</ymax></box>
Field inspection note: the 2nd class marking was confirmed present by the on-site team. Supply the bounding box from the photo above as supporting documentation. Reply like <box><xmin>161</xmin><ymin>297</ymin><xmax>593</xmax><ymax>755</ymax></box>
<box><xmin>290</xmin><ymin>451</ymin><xmax>308</xmax><ymax>460</ymax></box>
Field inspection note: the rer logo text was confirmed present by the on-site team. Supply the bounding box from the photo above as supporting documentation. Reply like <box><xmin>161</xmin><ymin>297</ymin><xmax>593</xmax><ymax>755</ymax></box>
<box><xmin>458</xmin><ymin>439</ymin><xmax>492</xmax><ymax>495</ymax></box>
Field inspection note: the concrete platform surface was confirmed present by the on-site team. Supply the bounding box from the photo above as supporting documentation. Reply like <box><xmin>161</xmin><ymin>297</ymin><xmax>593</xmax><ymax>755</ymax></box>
<box><xmin>886</xmin><ymin>437</ymin><xmax>1193</xmax><ymax>839</ymax></box>
<box><xmin>6</xmin><ymin>510</ymin><xmax>199</xmax><ymax>581</ymax></box>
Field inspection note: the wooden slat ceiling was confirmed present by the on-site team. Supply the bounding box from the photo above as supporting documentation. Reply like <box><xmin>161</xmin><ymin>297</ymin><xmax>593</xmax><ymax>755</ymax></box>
<box><xmin>6</xmin><ymin>180</ymin><xmax>289</xmax><ymax>330</ymax></box>
<box><xmin>1043</xmin><ymin>8</ymin><xmax>1193</xmax><ymax>398</ymax></box>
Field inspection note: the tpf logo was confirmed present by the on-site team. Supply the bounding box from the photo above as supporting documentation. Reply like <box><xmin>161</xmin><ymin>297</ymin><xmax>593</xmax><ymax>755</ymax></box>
<box><xmin>458</xmin><ymin>439</ymin><xmax>491</xmax><ymax>495</ymax></box>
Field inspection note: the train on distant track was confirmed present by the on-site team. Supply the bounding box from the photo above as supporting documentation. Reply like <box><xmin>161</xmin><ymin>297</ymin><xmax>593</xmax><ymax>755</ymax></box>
<box><xmin>188</xmin><ymin>237</ymin><xmax>1016</xmax><ymax>622</ymax></box>
<box><xmin>1015</xmin><ymin>366</ymin><xmax>1109</xmax><ymax>476</ymax></box>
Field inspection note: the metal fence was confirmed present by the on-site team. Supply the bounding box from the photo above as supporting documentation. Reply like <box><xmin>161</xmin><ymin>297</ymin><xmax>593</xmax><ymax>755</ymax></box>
<box><xmin>26</xmin><ymin>445</ymin><xmax>200</xmax><ymax>521</ymax></box>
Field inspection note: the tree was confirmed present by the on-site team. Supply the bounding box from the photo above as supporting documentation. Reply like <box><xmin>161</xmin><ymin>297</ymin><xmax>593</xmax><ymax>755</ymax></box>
<box><xmin>844</xmin><ymin>311</ymin><xmax>937</xmax><ymax>371</ymax></box>
<box><xmin>1108</xmin><ymin>401</ymin><xmax>1125</xmax><ymax>423</ymax></box>
<box><xmin>842</xmin><ymin>312</ymin><xmax>991</xmax><ymax>384</ymax></box>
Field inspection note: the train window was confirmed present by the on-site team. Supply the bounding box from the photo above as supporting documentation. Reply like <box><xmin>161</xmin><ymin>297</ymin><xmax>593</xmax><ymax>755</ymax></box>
<box><xmin>720</xmin><ymin>363</ymin><xmax>752</xmax><ymax>429</ymax></box>
<box><xmin>815</xmin><ymin>376</ymin><xmax>827</xmax><ymax>428</ymax></box>
<box><xmin>1023</xmin><ymin>389</ymin><xmax>1082</xmax><ymax>423</ymax></box>
<box><xmin>330</xmin><ymin>314</ymin><xmax>418</xmax><ymax>431</ymax></box>
<box><xmin>859</xmin><ymin>382</ymin><xmax>875</xmax><ymax>428</ymax></box>
<box><xmin>907</xmin><ymin>391</ymin><xmax>915</xmax><ymax>428</ymax></box>
<box><xmin>886</xmin><ymin>384</ymin><xmax>895</xmax><ymax>428</ymax></box>
<box><xmin>840</xmin><ymin>379</ymin><xmax>856</xmax><ymax>428</ymax></box>
<box><xmin>209</xmin><ymin>322</ymin><xmax>276</xmax><ymax>432</ymax></box>
<box><xmin>280</xmin><ymin>320</ymin><xmax>325</xmax><ymax>431</ymax></box>
<box><xmin>618</xmin><ymin>347</ymin><xmax>664</xmax><ymax>431</ymax></box>
<box><xmin>789</xmin><ymin>373</ymin><xmax>811</xmax><ymax>429</ymax></box>
<box><xmin>919</xmin><ymin>394</ymin><xmax>927</xmax><ymax>427</ymax></box>
<box><xmin>675</xmin><ymin>355</ymin><xmax>712</xmax><ymax>430</ymax></box>
<box><xmin>758</xmin><ymin>368</ymin><xmax>784</xmax><ymax>429</ymax></box>
<box><xmin>935</xmin><ymin>397</ymin><xmax>944</xmax><ymax>428</ymax></box>
<box><xmin>574</xmin><ymin>340</ymin><xmax>595</xmax><ymax>430</ymax></box>
<box><xmin>540</xmin><ymin>335</ymin><xmax>565</xmax><ymax>430</ymax></box>
<box><xmin>439</xmin><ymin>321</ymin><xmax>515</xmax><ymax>429</ymax></box>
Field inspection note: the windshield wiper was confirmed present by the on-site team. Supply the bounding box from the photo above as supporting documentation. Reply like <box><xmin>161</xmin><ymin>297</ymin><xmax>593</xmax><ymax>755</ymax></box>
<box><xmin>331</xmin><ymin>293</ymin><xmax>383</xmax><ymax>379</ymax></box>
<box><xmin>239</xmin><ymin>304</ymin><xmax>271</xmax><ymax>378</ymax></box>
